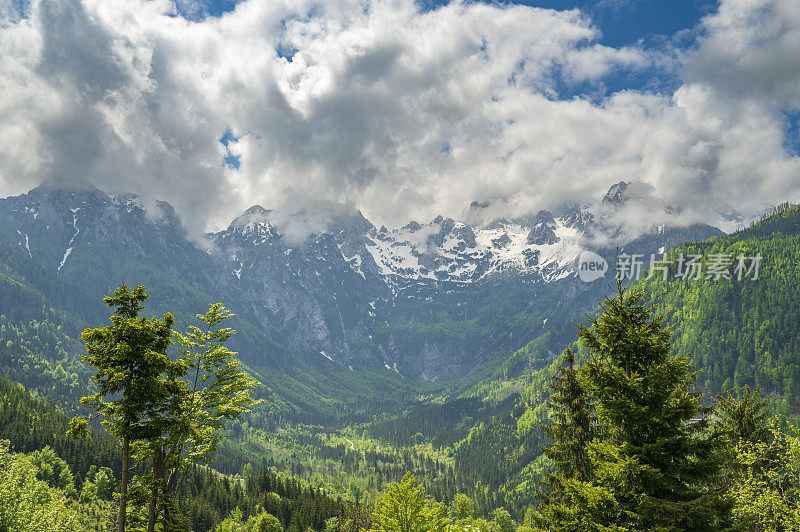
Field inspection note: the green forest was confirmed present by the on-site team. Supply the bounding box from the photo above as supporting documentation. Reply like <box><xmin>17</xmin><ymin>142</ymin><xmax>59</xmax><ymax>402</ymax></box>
<box><xmin>4</xmin><ymin>204</ymin><xmax>800</xmax><ymax>531</ymax></box>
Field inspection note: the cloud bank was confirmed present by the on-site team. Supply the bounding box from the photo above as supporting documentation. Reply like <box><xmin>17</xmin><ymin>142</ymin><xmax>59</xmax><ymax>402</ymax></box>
<box><xmin>0</xmin><ymin>0</ymin><xmax>799</xmax><ymax>236</ymax></box>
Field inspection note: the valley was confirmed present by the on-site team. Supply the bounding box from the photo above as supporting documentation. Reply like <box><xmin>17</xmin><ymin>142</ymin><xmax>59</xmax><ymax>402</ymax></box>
<box><xmin>3</xmin><ymin>181</ymin><xmax>799</xmax><ymax>530</ymax></box>
<box><xmin>3</xmin><ymin>0</ymin><xmax>799</xmax><ymax>529</ymax></box>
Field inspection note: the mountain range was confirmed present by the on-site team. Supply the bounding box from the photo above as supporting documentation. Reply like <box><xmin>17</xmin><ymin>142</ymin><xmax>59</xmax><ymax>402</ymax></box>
<box><xmin>0</xmin><ymin>179</ymin><xmax>723</xmax><ymax>415</ymax></box>
<box><xmin>2</xmin><ymin>180</ymin><xmax>799</xmax><ymax>523</ymax></box>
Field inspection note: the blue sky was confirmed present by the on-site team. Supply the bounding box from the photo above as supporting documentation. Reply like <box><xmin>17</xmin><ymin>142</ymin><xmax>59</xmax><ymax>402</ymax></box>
<box><xmin>523</xmin><ymin>0</ymin><xmax>714</xmax><ymax>47</ymax></box>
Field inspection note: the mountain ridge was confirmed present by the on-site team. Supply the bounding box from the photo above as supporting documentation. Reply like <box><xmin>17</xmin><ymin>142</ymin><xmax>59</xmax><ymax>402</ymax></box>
<box><xmin>0</xmin><ymin>180</ymin><xmax>724</xmax><ymax>393</ymax></box>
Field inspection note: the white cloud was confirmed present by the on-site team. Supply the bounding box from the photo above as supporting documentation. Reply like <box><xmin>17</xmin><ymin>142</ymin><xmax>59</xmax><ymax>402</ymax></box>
<box><xmin>686</xmin><ymin>0</ymin><xmax>800</xmax><ymax>108</ymax></box>
<box><xmin>0</xmin><ymin>0</ymin><xmax>798</xmax><ymax>239</ymax></box>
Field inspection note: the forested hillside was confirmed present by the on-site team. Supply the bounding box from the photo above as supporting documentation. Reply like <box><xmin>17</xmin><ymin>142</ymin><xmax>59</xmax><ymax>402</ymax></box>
<box><xmin>0</xmin><ymin>365</ymin><xmax>370</xmax><ymax>531</ymax></box>
<box><xmin>639</xmin><ymin>203</ymin><xmax>800</xmax><ymax>413</ymax></box>
<box><xmin>3</xmin><ymin>200</ymin><xmax>800</xmax><ymax>530</ymax></box>
<box><xmin>365</xmin><ymin>202</ymin><xmax>800</xmax><ymax>519</ymax></box>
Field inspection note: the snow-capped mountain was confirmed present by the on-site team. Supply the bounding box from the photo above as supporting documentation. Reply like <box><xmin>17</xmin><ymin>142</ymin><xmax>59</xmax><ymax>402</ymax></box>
<box><xmin>211</xmin><ymin>203</ymin><xmax>594</xmax><ymax>290</ymax></box>
<box><xmin>361</xmin><ymin>215</ymin><xmax>582</xmax><ymax>283</ymax></box>
<box><xmin>0</xmin><ymin>180</ymin><xmax>723</xmax><ymax>382</ymax></box>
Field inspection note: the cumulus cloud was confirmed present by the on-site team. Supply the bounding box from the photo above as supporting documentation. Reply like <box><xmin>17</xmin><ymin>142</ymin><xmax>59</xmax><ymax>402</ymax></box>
<box><xmin>0</xmin><ymin>0</ymin><xmax>798</xmax><ymax>238</ymax></box>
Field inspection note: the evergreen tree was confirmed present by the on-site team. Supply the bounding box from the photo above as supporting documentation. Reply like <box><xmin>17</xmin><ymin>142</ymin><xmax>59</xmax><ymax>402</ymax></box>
<box><xmin>540</xmin><ymin>348</ymin><xmax>594</xmax><ymax>482</ymax></box>
<box><xmin>716</xmin><ymin>386</ymin><xmax>771</xmax><ymax>446</ymax></box>
<box><xmin>535</xmin><ymin>348</ymin><xmax>600</xmax><ymax>530</ymax></box>
<box><xmin>575</xmin><ymin>282</ymin><xmax>729</xmax><ymax>530</ymax></box>
<box><xmin>69</xmin><ymin>284</ymin><xmax>175</xmax><ymax>532</ymax></box>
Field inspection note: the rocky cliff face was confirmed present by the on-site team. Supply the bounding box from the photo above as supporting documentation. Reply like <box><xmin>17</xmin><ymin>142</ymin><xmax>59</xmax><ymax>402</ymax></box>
<box><xmin>0</xmin><ymin>181</ymin><xmax>724</xmax><ymax>381</ymax></box>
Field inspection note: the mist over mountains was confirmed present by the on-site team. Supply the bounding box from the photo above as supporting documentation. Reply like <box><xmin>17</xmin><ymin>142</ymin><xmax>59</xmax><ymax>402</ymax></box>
<box><xmin>0</xmin><ymin>180</ymin><xmax>722</xmax><ymax>386</ymax></box>
<box><xmin>3</xmin><ymin>0</ymin><xmax>800</xmax><ymax>240</ymax></box>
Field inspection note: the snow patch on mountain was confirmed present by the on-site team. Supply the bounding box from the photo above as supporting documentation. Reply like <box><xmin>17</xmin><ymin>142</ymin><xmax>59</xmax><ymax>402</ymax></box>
<box><xmin>363</xmin><ymin>216</ymin><xmax>584</xmax><ymax>284</ymax></box>
<box><xmin>58</xmin><ymin>208</ymin><xmax>81</xmax><ymax>272</ymax></box>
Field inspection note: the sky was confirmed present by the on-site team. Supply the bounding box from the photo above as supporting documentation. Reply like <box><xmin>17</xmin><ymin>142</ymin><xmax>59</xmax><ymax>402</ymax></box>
<box><xmin>0</xmin><ymin>0</ymin><xmax>799</xmax><ymax>237</ymax></box>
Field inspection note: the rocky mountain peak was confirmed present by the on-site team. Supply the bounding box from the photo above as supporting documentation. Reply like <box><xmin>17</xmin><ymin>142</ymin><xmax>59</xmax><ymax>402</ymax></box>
<box><xmin>230</xmin><ymin>205</ymin><xmax>271</xmax><ymax>226</ymax></box>
<box><xmin>31</xmin><ymin>178</ymin><xmax>103</xmax><ymax>195</ymax></box>
<box><xmin>402</xmin><ymin>220</ymin><xmax>423</xmax><ymax>232</ymax></box>
<box><xmin>328</xmin><ymin>210</ymin><xmax>374</xmax><ymax>237</ymax></box>
<box><xmin>466</xmin><ymin>200</ymin><xmax>491</xmax><ymax>227</ymax></box>
<box><xmin>526</xmin><ymin>209</ymin><xmax>559</xmax><ymax>245</ymax></box>
<box><xmin>224</xmin><ymin>205</ymin><xmax>278</xmax><ymax>240</ymax></box>
<box><xmin>602</xmin><ymin>181</ymin><xmax>629</xmax><ymax>205</ymax></box>
<box><xmin>429</xmin><ymin>217</ymin><xmax>477</xmax><ymax>249</ymax></box>
<box><xmin>561</xmin><ymin>202</ymin><xmax>592</xmax><ymax>231</ymax></box>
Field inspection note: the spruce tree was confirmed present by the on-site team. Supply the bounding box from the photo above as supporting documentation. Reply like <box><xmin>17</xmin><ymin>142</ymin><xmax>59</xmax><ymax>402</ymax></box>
<box><xmin>540</xmin><ymin>348</ymin><xmax>594</xmax><ymax>483</ymax></box>
<box><xmin>536</xmin><ymin>349</ymin><xmax>615</xmax><ymax>531</ymax></box>
<box><xmin>577</xmin><ymin>281</ymin><xmax>729</xmax><ymax>530</ymax></box>
<box><xmin>716</xmin><ymin>386</ymin><xmax>771</xmax><ymax>446</ymax></box>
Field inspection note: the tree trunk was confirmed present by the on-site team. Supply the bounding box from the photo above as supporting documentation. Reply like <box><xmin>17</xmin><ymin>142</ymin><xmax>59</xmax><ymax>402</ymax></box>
<box><xmin>147</xmin><ymin>446</ymin><xmax>166</xmax><ymax>532</ymax></box>
<box><xmin>162</xmin><ymin>463</ymin><xmax>178</xmax><ymax>526</ymax></box>
<box><xmin>119</xmin><ymin>436</ymin><xmax>129</xmax><ymax>532</ymax></box>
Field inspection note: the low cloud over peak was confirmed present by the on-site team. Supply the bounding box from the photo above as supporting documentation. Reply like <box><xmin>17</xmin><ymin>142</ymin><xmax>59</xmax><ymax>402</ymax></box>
<box><xmin>1</xmin><ymin>0</ymin><xmax>799</xmax><ymax>237</ymax></box>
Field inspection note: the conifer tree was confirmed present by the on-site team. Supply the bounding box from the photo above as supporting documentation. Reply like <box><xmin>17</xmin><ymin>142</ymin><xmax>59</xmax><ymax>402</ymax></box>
<box><xmin>576</xmin><ymin>281</ymin><xmax>729</xmax><ymax>530</ymax></box>
<box><xmin>535</xmin><ymin>349</ymin><xmax>612</xmax><ymax>531</ymax></box>
<box><xmin>69</xmin><ymin>284</ymin><xmax>174</xmax><ymax>532</ymax></box>
<box><xmin>716</xmin><ymin>386</ymin><xmax>771</xmax><ymax>446</ymax></box>
<box><xmin>540</xmin><ymin>348</ymin><xmax>594</xmax><ymax>483</ymax></box>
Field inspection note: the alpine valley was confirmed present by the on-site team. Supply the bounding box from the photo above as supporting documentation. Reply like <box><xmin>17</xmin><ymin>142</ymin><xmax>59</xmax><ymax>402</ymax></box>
<box><xmin>6</xmin><ymin>179</ymin><xmax>800</xmax><ymax>530</ymax></box>
<box><xmin>0</xmin><ymin>180</ymin><xmax>720</xmax><ymax>409</ymax></box>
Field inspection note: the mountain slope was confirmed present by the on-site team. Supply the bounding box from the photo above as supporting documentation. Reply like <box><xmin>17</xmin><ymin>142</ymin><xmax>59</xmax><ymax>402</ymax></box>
<box><xmin>424</xmin><ymin>202</ymin><xmax>800</xmax><ymax>516</ymax></box>
<box><xmin>638</xmin><ymin>202</ymin><xmax>800</xmax><ymax>411</ymax></box>
<box><xmin>0</xmin><ymin>180</ymin><xmax>723</xmax><ymax>417</ymax></box>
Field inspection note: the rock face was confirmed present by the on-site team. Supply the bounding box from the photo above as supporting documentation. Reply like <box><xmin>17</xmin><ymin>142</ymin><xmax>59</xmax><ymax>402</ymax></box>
<box><xmin>0</xmin><ymin>181</ymin><xmax>724</xmax><ymax>382</ymax></box>
<box><xmin>602</xmin><ymin>181</ymin><xmax>629</xmax><ymax>205</ymax></box>
<box><xmin>526</xmin><ymin>210</ymin><xmax>559</xmax><ymax>245</ymax></box>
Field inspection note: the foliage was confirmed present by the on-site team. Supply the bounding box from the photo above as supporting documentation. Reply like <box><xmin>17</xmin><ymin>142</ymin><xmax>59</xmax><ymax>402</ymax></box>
<box><xmin>70</xmin><ymin>283</ymin><xmax>175</xmax><ymax>532</ymax></box>
<box><xmin>0</xmin><ymin>439</ymin><xmax>77</xmax><ymax>532</ymax></box>
<box><xmin>214</xmin><ymin>508</ymin><xmax>284</xmax><ymax>531</ymax></box>
<box><xmin>372</xmin><ymin>473</ymin><xmax>449</xmax><ymax>532</ymax></box>
<box><xmin>161</xmin><ymin>303</ymin><xmax>261</xmax><ymax>469</ymax></box>
<box><xmin>539</xmin><ymin>348</ymin><xmax>593</xmax><ymax>483</ymax></box>
<box><xmin>636</xmin><ymin>203</ymin><xmax>800</xmax><ymax>411</ymax></box>
<box><xmin>450</xmin><ymin>494</ymin><xmax>477</xmax><ymax>521</ymax></box>
<box><xmin>368</xmin><ymin>474</ymin><xmax>529</xmax><ymax>531</ymax></box>
<box><xmin>537</xmin><ymin>283</ymin><xmax>729</xmax><ymax>530</ymax></box>
<box><xmin>716</xmin><ymin>386</ymin><xmax>772</xmax><ymax>446</ymax></box>
<box><xmin>29</xmin><ymin>446</ymin><xmax>77</xmax><ymax>497</ymax></box>
<box><xmin>727</xmin><ymin>424</ymin><xmax>800</xmax><ymax>531</ymax></box>
<box><xmin>715</xmin><ymin>386</ymin><xmax>800</xmax><ymax>531</ymax></box>
<box><xmin>140</xmin><ymin>303</ymin><xmax>260</xmax><ymax>530</ymax></box>
<box><xmin>0</xmin><ymin>374</ymin><xmax>119</xmax><ymax>485</ymax></box>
